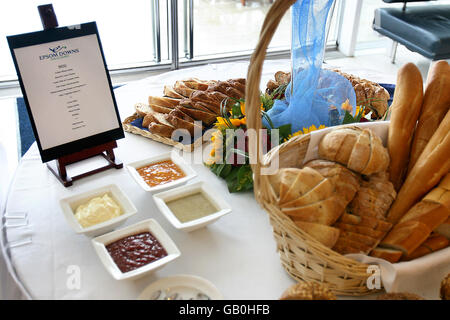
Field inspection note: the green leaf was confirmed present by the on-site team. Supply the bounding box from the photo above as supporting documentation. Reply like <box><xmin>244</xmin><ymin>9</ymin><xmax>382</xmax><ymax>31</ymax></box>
<box><xmin>276</xmin><ymin>123</ymin><xmax>292</xmax><ymax>141</ymax></box>
<box><xmin>342</xmin><ymin>111</ymin><xmax>356</xmax><ymax>125</ymax></box>
<box><xmin>219</xmin><ymin>164</ymin><xmax>232</xmax><ymax>178</ymax></box>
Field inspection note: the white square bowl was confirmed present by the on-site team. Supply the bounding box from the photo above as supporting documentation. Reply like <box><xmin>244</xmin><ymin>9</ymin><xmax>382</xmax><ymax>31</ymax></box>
<box><xmin>126</xmin><ymin>151</ymin><xmax>197</xmax><ymax>193</ymax></box>
<box><xmin>153</xmin><ymin>181</ymin><xmax>232</xmax><ymax>232</ymax></box>
<box><xmin>59</xmin><ymin>184</ymin><xmax>137</xmax><ymax>238</ymax></box>
<box><xmin>91</xmin><ymin>218</ymin><xmax>181</xmax><ymax>281</ymax></box>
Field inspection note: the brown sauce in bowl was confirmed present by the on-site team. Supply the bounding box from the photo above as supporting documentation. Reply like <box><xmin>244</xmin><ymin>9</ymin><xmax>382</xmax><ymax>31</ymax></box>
<box><xmin>106</xmin><ymin>232</ymin><xmax>167</xmax><ymax>273</ymax></box>
<box><xmin>137</xmin><ymin>160</ymin><xmax>185</xmax><ymax>187</ymax></box>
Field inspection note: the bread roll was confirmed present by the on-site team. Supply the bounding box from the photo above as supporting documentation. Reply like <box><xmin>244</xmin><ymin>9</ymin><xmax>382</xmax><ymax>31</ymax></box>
<box><xmin>408</xmin><ymin>61</ymin><xmax>450</xmax><ymax>172</ymax></box>
<box><xmin>294</xmin><ymin>221</ymin><xmax>340</xmax><ymax>248</ymax></box>
<box><xmin>376</xmin><ymin>292</ymin><xmax>425</xmax><ymax>300</ymax></box>
<box><xmin>280</xmin><ymin>282</ymin><xmax>336</xmax><ymax>300</ymax></box>
<box><xmin>441</xmin><ymin>273</ymin><xmax>450</xmax><ymax>300</ymax></box>
<box><xmin>388</xmin><ymin>63</ymin><xmax>424</xmax><ymax>191</ymax></box>
<box><xmin>318</xmin><ymin>127</ymin><xmax>389</xmax><ymax>175</ymax></box>
<box><xmin>387</xmin><ymin>110</ymin><xmax>450</xmax><ymax>224</ymax></box>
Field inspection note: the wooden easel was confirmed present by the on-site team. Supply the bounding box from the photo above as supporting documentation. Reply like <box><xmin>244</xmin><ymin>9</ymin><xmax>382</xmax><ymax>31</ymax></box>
<box><xmin>39</xmin><ymin>4</ymin><xmax>123</xmax><ymax>187</ymax></box>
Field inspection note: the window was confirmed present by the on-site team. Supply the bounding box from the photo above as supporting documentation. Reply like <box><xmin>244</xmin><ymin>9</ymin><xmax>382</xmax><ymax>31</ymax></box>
<box><xmin>0</xmin><ymin>0</ymin><xmax>342</xmax><ymax>82</ymax></box>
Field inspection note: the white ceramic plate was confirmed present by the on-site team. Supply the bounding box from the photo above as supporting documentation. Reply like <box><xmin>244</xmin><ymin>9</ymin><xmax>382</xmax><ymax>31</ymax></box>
<box><xmin>126</xmin><ymin>151</ymin><xmax>197</xmax><ymax>193</ymax></box>
<box><xmin>91</xmin><ymin>218</ymin><xmax>181</xmax><ymax>280</ymax></box>
<box><xmin>59</xmin><ymin>184</ymin><xmax>138</xmax><ymax>237</ymax></box>
<box><xmin>138</xmin><ymin>274</ymin><xmax>224</xmax><ymax>300</ymax></box>
<box><xmin>153</xmin><ymin>181</ymin><xmax>232</xmax><ymax>232</ymax></box>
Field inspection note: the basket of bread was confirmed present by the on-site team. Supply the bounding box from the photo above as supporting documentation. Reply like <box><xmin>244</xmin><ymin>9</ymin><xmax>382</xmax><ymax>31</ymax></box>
<box><xmin>245</xmin><ymin>0</ymin><xmax>450</xmax><ymax>295</ymax></box>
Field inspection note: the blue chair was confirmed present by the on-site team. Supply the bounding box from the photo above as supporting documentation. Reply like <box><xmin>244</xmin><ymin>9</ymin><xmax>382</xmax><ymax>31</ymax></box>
<box><xmin>373</xmin><ymin>0</ymin><xmax>450</xmax><ymax>63</ymax></box>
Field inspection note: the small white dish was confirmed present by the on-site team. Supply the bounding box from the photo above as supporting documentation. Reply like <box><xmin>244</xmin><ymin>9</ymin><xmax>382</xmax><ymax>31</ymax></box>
<box><xmin>153</xmin><ymin>181</ymin><xmax>232</xmax><ymax>232</ymax></box>
<box><xmin>138</xmin><ymin>274</ymin><xmax>224</xmax><ymax>300</ymax></box>
<box><xmin>59</xmin><ymin>184</ymin><xmax>137</xmax><ymax>237</ymax></box>
<box><xmin>91</xmin><ymin>218</ymin><xmax>181</xmax><ymax>281</ymax></box>
<box><xmin>126</xmin><ymin>151</ymin><xmax>197</xmax><ymax>193</ymax></box>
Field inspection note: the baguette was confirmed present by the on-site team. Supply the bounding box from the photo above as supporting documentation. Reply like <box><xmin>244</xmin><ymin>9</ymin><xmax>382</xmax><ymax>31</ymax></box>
<box><xmin>164</xmin><ymin>85</ymin><xmax>185</xmax><ymax>99</ymax></box>
<box><xmin>401</xmin><ymin>234</ymin><xmax>449</xmax><ymax>261</ymax></box>
<box><xmin>370</xmin><ymin>247</ymin><xmax>403</xmax><ymax>263</ymax></box>
<box><xmin>387</xmin><ymin>63</ymin><xmax>424</xmax><ymax>191</ymax></box>
<box><xmin>408</xmin><ymin>61</ymin><xmax>450</xmax><ymax>172</ymax></box>
<box><xmin>436</xmin><ymin>217</ymin><xmax>450</xmax><ymax>239</ymax></box>
<box><xmin>379</xmin><ymin>220</ymin><xmax>431</xmax><ymax>255</ymax></box>
<box><xmin>382</xmin><ymin>173</ymin><xmax>450</xmax><ymax>255</ymax></box>
<box><xmin>387</xmin><ymin>110</ymin><xmax>450</xmax><ymax>224</ymax></box>
<box><xmin>134</xmin><ymin>102</ymin><xmax>153</xmax><ymax>117</ymax></box>
<box><xmin>148</xmin><ymin>96</ymin><xmax>180</xmax><ymax>108</ymax></box>
<box><xmin>148</xmin><ymin>123</ymin><xmax>175</xmax><ymax>139</ymax></box>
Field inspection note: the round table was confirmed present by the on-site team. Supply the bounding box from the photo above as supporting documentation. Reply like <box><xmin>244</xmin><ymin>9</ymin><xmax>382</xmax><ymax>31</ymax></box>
<box><xmin>7</xmin><ymin>60</ymin><xmax>438</xmax><ymax>300</ymax></box>
<box><xmin>2</xmin><ymin>60</ymin><xmax>301</xmax><ymax>299</ymax></box>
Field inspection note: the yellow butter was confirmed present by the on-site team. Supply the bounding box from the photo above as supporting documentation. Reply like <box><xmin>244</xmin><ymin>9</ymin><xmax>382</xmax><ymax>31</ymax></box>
<box><xmin>75</xmin><ymin>194</ymin><xmax>122</xmax><ymax>228</ymax></box>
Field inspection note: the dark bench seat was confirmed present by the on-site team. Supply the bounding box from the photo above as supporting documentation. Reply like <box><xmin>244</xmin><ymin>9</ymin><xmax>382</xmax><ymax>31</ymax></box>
<box><xmin>373</xmin><ymin>4</ymin><xmax>450</xmax><ymax>60</ymax></box>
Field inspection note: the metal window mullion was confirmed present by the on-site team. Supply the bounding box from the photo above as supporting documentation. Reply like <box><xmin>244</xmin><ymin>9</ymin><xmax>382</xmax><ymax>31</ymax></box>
<box><xmin>151</xmin><ymin>0</ymin><xmax>161</xmax><ymax>63</ymax></box>
<box><xmin>169</xmin><ymin>0</ymin><xmax>179</xmax><ymax>69</ymax></box>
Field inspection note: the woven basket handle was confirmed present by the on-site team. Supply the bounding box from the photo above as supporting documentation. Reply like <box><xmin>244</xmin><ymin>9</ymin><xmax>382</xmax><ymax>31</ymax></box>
<box><xmin>246</xmin><ymin>0</ymin><xmax>296</xmax><ymax>198</ymax></box>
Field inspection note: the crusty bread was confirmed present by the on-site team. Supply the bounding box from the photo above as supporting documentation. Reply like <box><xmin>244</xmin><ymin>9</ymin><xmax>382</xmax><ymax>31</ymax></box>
<box><xmin>173</xmin><ymin>80</ymin><xmax>197</xmax><ymax>97</ymax></box>
<box><xmin>441</xmin><ymin>273</ymin><xmax>450</xmax><ymax>300</ymax></box>
<box><xmin>182</xmin><ymin>78</ymin><xmax>209</xmax><ymax>91</ymax></box>
<box><xmin>381</xmin><ymin>173</ymin><xmax>450</xmax><ymax>255</ymax></box>
<box><xmin>285</xmin><ymin>196</ymin><xmax>342</xmax><ymax>225</ymax></box>
<box><xmin>166</xmin><ymin>112</ymin><xmax>202</xmax><ymax>136</ymax></box>
<box><xmin>280</xmin><ymin>282</ymin><xmax>336</xmax><ymax>300</ymax></box>
<box><xmin>148</xmin><ymin>123</ymin><xmax>175</xmax><ymax>138</ymax></box>
<box><xmin>349</xmin><ymin>172</ymin><xmax>396</xmax><ymax>220</ymax></box>
<box><xmin>370</xmin><ymin>247</ymin><xmax>403</xmax><ymax>263</ymax></box>
<box><xmin>177</xmin><ymin>106</ymin><xmax>217</xmax><ymax>125</ymax></box>
<box><xmin>148</xmin><ymin>96</ymin><xmax>180</xmax><ymax>108</ymax></box>
<box><xmin>142</xmin><ymin>113</ymin><xmax>154</xmax><ymax>127</ymax></box>
<box><xmin>149</xmin><ymin>104</ymin><xmax>172</xmax><ymax>114</ymax></box>
<box><xmin>279</xmin><ymin>167</ymin><xmax>325</xmax><ymax>204</ymax></box>
<box><xmin>408</xmin><ymin>61</ymin><xmax>450</xmax><ymax>172</ymax></box>
<box><xmin>294</xmin><ymin>221</ymin><xmax>340</xmax><ymax>248</ymax></box>
<box><xmin>436</xmin><ymin>217</ymin><xmax>450</xmax><ymax>239</ymax></box>
<box><xmin>376</xmin><ymin>292</ymin><xmax>425</xmax><ymax>300</ymax></box>
<box><xmin>380</xmin><ymin>220</ymin><xmax>432</xmax><ymax>255</ymax></box>
<box><xmin>318</xmin><ymin>127</ymin><xmax>389</xmax><ymax>175</ymax></box>
<box><xmin>135</xmin><ymin>102</ymin><xmax>153</xmax><ymax>117</ymax></box>
<box><xmin>387</xmin><ymin>63</ymin><xmax>424</xmax><ymax>190</ymax></box>
<box><xmin>281</xmin><ymin>179</ymin><xmax>334</xmax><ymax>208</ymax></box>
<box><xmin>401</xmin><ymin>233</ymin><xmax>449</xmax><ymax>261</ymax></box>
<box><xmin>387</xmin><ymin>110</ymin><xmax>450</xmax><ymax>224</ymax></box>
<box><xmin>164</xmin><ymin>85</ymin><xmax>185</xmax><ymax>99</ymax></box>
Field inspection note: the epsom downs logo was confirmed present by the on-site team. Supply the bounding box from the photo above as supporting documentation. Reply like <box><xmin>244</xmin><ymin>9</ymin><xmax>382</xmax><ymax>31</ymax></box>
<box><xmin>39</xmin><ymin>45</ymin><xmax>80</xmax><ymax>60</ymax></box>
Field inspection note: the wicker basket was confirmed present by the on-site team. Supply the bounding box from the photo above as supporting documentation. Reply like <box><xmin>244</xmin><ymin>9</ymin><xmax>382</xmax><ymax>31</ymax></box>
<box><xmin>246</xmin><ymin>0</ymin><xmax>377</xmax><ymax>295</ymax></box>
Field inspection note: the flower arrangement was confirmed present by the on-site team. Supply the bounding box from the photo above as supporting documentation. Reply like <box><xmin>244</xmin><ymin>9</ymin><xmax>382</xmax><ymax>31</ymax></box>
<box><xmin>204</xmin><ymin>83</ymin><xmax>388</xmax><ymax>193</ymax></box>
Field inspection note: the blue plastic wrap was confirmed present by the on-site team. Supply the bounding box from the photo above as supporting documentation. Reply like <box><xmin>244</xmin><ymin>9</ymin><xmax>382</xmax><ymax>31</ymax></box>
<box><xmin>266</xmin><ymin>0</ymin><xmax>357</xmax><ymax>133</ymax></box>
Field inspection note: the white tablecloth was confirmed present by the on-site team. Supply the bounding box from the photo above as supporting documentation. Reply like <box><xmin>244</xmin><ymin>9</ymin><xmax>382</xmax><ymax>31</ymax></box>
<box><xmin>3</xmin><ymin>60</ymin><xmax>298</xmax><ymax>299</ymax></box>
<box><xmin>5</xmin><ymin>59</ymin><xmax>426</xmax><ymax>300</ymax></box>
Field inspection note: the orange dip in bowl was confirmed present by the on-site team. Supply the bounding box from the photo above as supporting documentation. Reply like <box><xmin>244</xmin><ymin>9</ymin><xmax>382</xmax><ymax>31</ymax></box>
<box><xmin>137</xmin><ymin>160</ymin><xmax>186</xmax><ymax>187</ymax></box>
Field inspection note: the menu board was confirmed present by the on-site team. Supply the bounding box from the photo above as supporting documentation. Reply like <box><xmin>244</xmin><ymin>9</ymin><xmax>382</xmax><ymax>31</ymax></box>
<box><xmin>7</xmin><ymin>22</ymin><xmax>124</xmax><ymax>162</ymax></box>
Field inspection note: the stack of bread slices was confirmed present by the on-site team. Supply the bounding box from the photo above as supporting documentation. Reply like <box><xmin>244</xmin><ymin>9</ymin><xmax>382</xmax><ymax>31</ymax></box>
<box><xmin>134</xmin><ymin>78</ymin><xmax>246</xmax><ymax>139</ymax></box>
<box><xmin>268</xmin><ymin>61</ymin><xmax>450</xmax><ymax>263</ymax></box>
